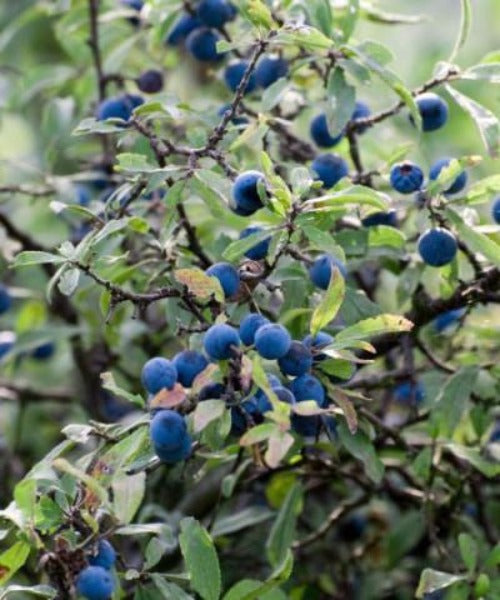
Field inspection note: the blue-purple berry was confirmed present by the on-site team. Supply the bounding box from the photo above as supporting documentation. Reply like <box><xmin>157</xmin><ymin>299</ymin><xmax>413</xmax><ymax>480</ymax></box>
<box><xmin>255</xmin><ymin>55</ymin><xmax>289</xmax><ymax>89</ymax></box>
<box><xmin>492</xmin><ymin>196</ymin><xmax>500</xmax><ymax>224</ymax></box>
<box><xmin>186</xmin><ymin>28</ymin><xmax>224</xmax><ymax>62</ymax></box>
<box><xmin>309</xmin><ymin>254</ymin><xmax>347</xmax><ymax>290</ymax></box>
<box><xmin>239</xmin><ymin>313</ymin><xmax>270</xmax><ymax>346</ymax></box>
<box><xmin>311</xmin><ymin>154</ymin><xmax>349</xmax><ymax>188</ymax></box>
<box><xmin>76</xmin><ymin>566</ymin><xmax>114</xmax><ymax>600</ymax></box>
<box><xmin>0</xmin><ymin>284</ymin><xmax>12</xmax><ymax>315</ymax></box>
<box><xmin>254</xmin><ymin>324</ymin><xmax>292</xmax><ymax>360</ymax></box>
<box><xmin>205</xmin><ymin>262</ymin><xmax>240</xmax><ymax>298</ymax></box>
<box><xmin>310</xmin><ymin>114</ymin><xmax>344</xmax><ymax>148</ymax></box>
<box><xmin>418</xmin><ymin>228</ymin><xmax>458</xmax><ymax>267</ymax></box>
<box><xmin>361</xmin><ymin>210</ymin><xmax>398</xmax><ymax>228</ymax></box>
<box><xmin>278</xmin><ymin>341</ymin><xmax>313</xmax><ymax>377</ymax></box>
<box><xmin>429</xmin><ymin>158</ymin><xmax>468</xmax><ymax>195</ymax></box>
<box><xmin>141</xmin><ymin>357</ymin><xmax>178</xmax><ymax>394</ymax></box>
<box><xmin>203</xmin><ymin>323</ymin><xmax>241</xmax><ymax>360</ymax></box>
<box><xmin>173</xmin><ymin>350</ymin><xmax>209</xmax><ymax>387</ymax></box>
<box><xmin>224</xmin><ymin>61</ymin><xmax>257</xmax><ymax>94</ymax></box>
<box><xmin>166</xmin><ymin>14</ymin><xmax>202</xmax><ymax>46</ymax></box>
<box><xmin>88</xmin><ymin>540</ymin><xmax>116</xmax><ymax>570</ymax></box>
<box><xmin>415</xmin><ymin>93</ymin><xmax>448</xmax><ymax>132</ymax></box>
<box><xmin>239</xmin><ymin>226</ymin><xmax>271</xmax><ymax>260</ymax></box>
<box><xmin>136</xmin><ymin>69</ymin><xmax>163</xmax><ymax>94</ymax></box>
<box><xmin>231</xmin><ymin>171</ymin><xmax>266</xmax><ymax>216</ymax></box>
<box><xmin>303</xmin><ymin>331</ymin><xmax>334</xmax><ymax>360</ymax></box>
<box><xmin>390</xmin><ymin>162</ymin><xmax>424</xmax><ymax>194</ymax></box>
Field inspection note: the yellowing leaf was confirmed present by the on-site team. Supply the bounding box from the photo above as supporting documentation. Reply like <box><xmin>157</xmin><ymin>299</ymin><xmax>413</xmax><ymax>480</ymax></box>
<box><xmin>310</xmin><ymin>267</ymin><xmax>345</xmax><ymax>337</ymax></box>
<box><xmin>175</xmin><ymin>268</ymin><xmax>224</xmax><ymax>302</ymax></box>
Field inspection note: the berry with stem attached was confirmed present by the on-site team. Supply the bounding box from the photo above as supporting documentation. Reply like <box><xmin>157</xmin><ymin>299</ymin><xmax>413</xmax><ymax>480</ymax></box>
<box><xmin>203</xmin><ymin>323</ymin><xmax>241</xmax><ymax>360</ymax></box>
<box><xmin>390</xmin><ymin>162</ymin><xmax>424</xmax><ymax>194</ymax></box>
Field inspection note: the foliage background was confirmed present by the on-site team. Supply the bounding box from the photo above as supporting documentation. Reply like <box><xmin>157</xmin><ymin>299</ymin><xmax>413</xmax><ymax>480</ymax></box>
<box><xmin>0</xmin><ymin>1</ymin><xmax>499</xmax><ymax>599</ymax></box>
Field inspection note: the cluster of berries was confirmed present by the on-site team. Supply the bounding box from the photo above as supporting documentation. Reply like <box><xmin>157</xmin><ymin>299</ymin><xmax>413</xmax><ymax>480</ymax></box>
<box><xmin>76</xmin><ymin>540</ymin><xmax>116</xmax><ymax>600</ymax></box>
<box><xmin>142</xmin><ymin>311</ymin><xmax>347</xmax><ymax>464</ymax></box>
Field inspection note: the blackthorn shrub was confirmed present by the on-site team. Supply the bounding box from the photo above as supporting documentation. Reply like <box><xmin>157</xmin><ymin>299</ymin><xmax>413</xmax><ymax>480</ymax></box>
<box><xmin>1</xmin><ymin>2</ymin><xmax>499</xmax><ymax>599</ymax></box>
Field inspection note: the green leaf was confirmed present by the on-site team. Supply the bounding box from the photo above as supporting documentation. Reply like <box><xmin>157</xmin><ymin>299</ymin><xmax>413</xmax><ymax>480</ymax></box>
<box><xmin>331</xmin><ymin>389</ymin><xmax>358</xmax><ymax>433</ymax></box>
<box><xmin>193</xmin><ymin>400</ymin><xmax>226</xmax><ymax>433</ymax></box>
<box><xmin>112</xmin><ymin>472</ymin><xmax>145</xmax><ymax>525</ymax></box>
<box><xmin>12</xmin><ymin>251</ymin><xmax>65</xmax><ymax>268</ymax></box>
<box><xmin>222</xmin><ymin>229</ymin><xmax>272</xmax><ymax>262</ymax></box>
<box><xmin>368</xmin><ymin>225</ymin><xmax>406</xmax><ymax>249</ymax></box>
<box><xmin>150</xmin><ymin>575</ymin><xmax>194</xmax><ymax>600</ymax></box>
<box><xmin>243</xmin><ymin>0</ymin><xmax>274</xmax><ymax>30</ymax></box>
<box><xmin>192</xmin><ymin>172</ymin><xmax>228</xmax><ymax>220</ymax></box>
<box><xmin>310</xmin><ymin>266</ymin><xmax>345</xmax><ymax>337</ymax></box>
<box><xmin>474</xmin><ymin>574</ymin><xmax>490</xmax><ymax>597</ymax></box>
<box><xmin>92</xmin><ymin>218</ymin><xmax>128</xmax><ymax>245</ymax></box>
<box><xmin>73</xmin><ymin>117</ymin><xmax>126</xmax><ymax>135</ymax></box>
<box><xmin>265</xmin><ymin>431</ymin><xmax>295</xmax><ymax>469</ymax></box>
<box><xmin>223</xmin><ymin>580</ymin><xmax>286</xmax><ymax>600</ymax></box>
<box><xmin>385</xmin><ymin>511</ymin><xmax>426</xmax><ymax>566</ymax></box>
<box><xmin>340</xmin><ymin>288</ymin><xmax>381</xmax><ymax>324</ymax></box>
<box><xmin>458</xmin><ymin>532</ymin><xmax>478</xmax><ymax>574</ymax></box>
<box><xmin>445</xmin><ymin>206</ymin><xmax>500</xmax><ymax>266</ymax></box>
<box><xmin>432</xmin><ymin>366</ymin><xmax>478</xmax><ymax>437</ymax></box>
<box><xmin>301</xmin><ymin>226</ymin><xmax>346</xmax><ymax>260</ymax></box>
<box><xmin>343</xmin><ymin>45</ymin><xmax>421</xmax><ymax>128</ymax></box>
<box><xmin>337</xmin><ymin>421</ymin><xmax>384</xmax><ymax>484</ymax></box>
<box><xmin>336</xmin><ymin>0</ymin><xmax>360</xmax><ymax>41</ymax></box>
<box><xmin>360</xmin><ymin>3</ymin><xmax>425</xmax><ymax>25</ymax></box>
<box><xmin>0</xmin><ymin>540</ymin><xmax>31</xmax><ymax>586</ymax></box>
<box><xmin>179</xmin><ymin>517</ymin><xmax>221</xmax><ymax>600</ymax></box>
<box><xmin>306</xmin><ymin>0</ymin><xmax>333</xmax><ymax>37</ymax></box>
<box><xmin>212</xmin><ymin>506</ymin><xmax>274</xmax><ymax>538</ymax></box>
<box><xmin>415</xmin><ymin>569</ymin><xmax>467</xmax><ymax>598</ymax></box>
<box><xmin>332</xmin><ymin>314</ymin><xmax>413</xmax><ymax>351</ymax></box>
<box><xmin>449</xmin><ymin>0</ymin><xmax>472</xmax><ymax>62</ymax></box>
<box><xmin>357</xmin><ymin>40</ymin><xmax>394</xmax><ymax>66</ymax></box>
<box><xmin>426</xmin><ymin>155</ymin><xmax>481</xmax><ymax>197</ymax></box>
<box><xmin>485</xmin><ymin>543</ymin><xmax>500</xmax><ymax>568</ymax></box>
<box><xmin>275</xmin><ymin>26</ymin><xmax>334</xmax><ymax>51</ymax></box>
<box><xmin>445</xmin><ymin>84</ymin><xmax>499</xmax><ymax>157</ymax></box>
<box><xmin>461</xmin><ymin>62</ymin><xmax>500</xmax><ymax>83</ymax></box>
<box><xmin>57</xmin><ymin>267</ymin><xmax>79</xmax><ymax>296</ymax></box>
<box><xmin>464</xmin><ymin>174</ymin><xmax>500</xmax><ymax>203</ymax></box>
<box><xmin>444</xmin><ymin>444</ymin><xmax>500</xmax><ymax>478</ymax></box>
<box><xmin>325</xmin><ymin>68</ymin><xmax>356</xmax><ymax>137</ymax></box>
<box><xmin>262</xmin><ymin>78</ymin><xmax>289</xmax><ymax>112</ymax></box>
<box><xmin>239</xmin><ymin>423</ymin><xmax>278</xmax><ymax>446</ymax></box>
<box><xmin>100</xmin><ymin>371</ymin><xmax>145</xmax><ymax>408</ymax></box>
<box><xmin>0</xmin><ymin>584</ymin><xmax>57</xmax><ymax>599</ymax></box>
<box><xmin>266</xmin><ymin>483</ymin><xmax>303</xmax><ymax>568</ymax></box>
<box><xmin>304</xmin><ymin>185</ymin><xmax>389</xmax><ymax>211</ymax></box>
